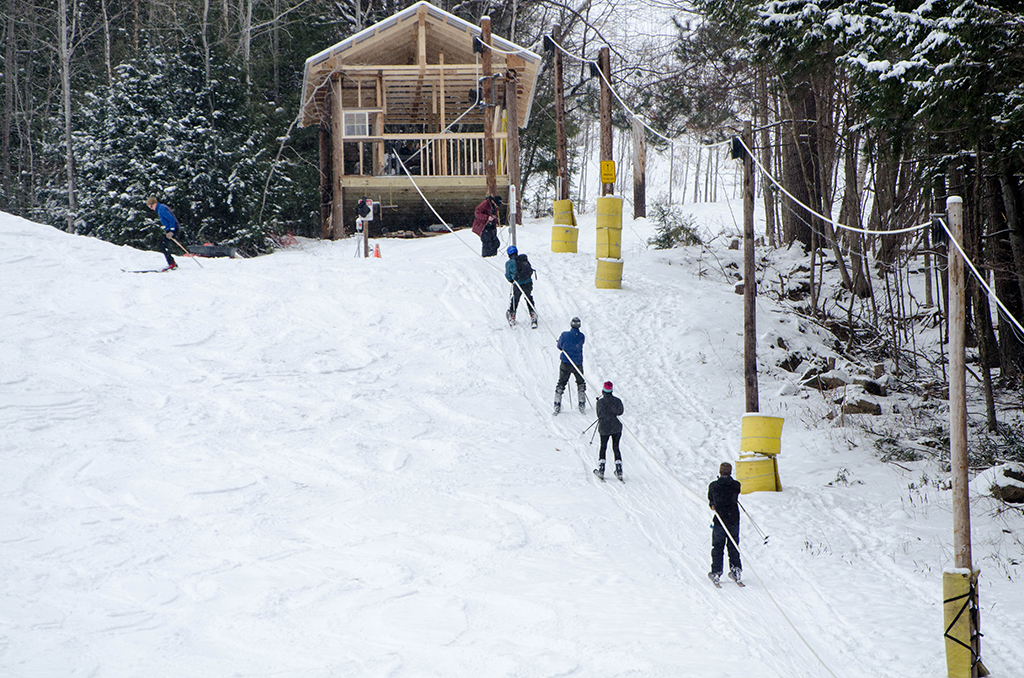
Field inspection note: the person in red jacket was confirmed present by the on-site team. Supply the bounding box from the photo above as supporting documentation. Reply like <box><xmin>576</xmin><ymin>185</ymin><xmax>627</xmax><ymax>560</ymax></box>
<box><xmin>472</xmin><ymin>195</ymin><xmax>502</xmax><ymax>257</ymax></box>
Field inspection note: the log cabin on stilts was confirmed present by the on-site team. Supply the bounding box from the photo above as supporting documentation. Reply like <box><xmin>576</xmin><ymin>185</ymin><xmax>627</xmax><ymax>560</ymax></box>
<box><xmin>298</xmin><ymin>1</ymin><xmax>541</xmax><ymax>238</ymax></box>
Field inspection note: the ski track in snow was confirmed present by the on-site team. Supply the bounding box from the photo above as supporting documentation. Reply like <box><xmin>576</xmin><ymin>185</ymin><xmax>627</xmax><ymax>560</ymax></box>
<box><xmin>1</xmin><ymin>211</ymin><xmax>1022</xmax><ymax>677</ymax></box>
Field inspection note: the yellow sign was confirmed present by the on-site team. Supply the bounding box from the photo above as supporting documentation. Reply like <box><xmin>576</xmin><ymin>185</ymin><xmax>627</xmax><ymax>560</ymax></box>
<box><xmin>600</xmin><ymin>160</ymin><xmax>616</xmax><ymax>184</ymax></box>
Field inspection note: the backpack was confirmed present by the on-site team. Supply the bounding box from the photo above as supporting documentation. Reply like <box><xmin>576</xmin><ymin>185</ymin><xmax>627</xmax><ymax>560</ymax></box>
<box><xmin>515</xmin><ymin>253</ymin><xmax>534</xmax><ymax>280</ymax></box>
<box><xmin>355</xmin><ymin>197</ymin><xmax>371</xmax><ymax>218</ymax></box>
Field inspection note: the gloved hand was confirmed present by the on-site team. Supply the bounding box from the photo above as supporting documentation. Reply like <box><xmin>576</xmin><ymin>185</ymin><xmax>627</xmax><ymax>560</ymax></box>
<box><xmin>164</xmin><ymin>231</ymin><xmax>174</xmax><ymax>239</ymax></box>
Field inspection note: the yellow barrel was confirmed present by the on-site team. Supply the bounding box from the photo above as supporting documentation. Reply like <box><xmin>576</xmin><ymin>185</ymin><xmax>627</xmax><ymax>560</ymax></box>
<box><xmin>740</xmin><ymin>414</ymin><xmax>784</xmax><ymax>456</ymax></box>
<box><xmin>596</xmin><ymin>226</ymin><xmax>622</xmax><ymax>259</ymax></box>
<box><xmin>943</xmin><ymin>569</ymin><xmax>977</xmax><ymax>678</ymax></box>
<box><xmin>551</xmin><ymin>226</ymin><xmax>579</xmax><ymax>253</ymax></box>
<box><xmin>736</xmin><ymin>454</ymin><xmax>781</xmax><ymax>493</ymax></box>
<box><xmin>553</xmin><ymin>199</ymin><xmax>576</xmax><ymax>226</ymax></box>
<box><xmin>596</xmin><ymin>196</ymin><xmax>623</xmax><ymax>230</ymax></box>
<box><xmin>595</xmin><ymin>258</ymin><xmax>623</xmax><ymax>289</ymax></box>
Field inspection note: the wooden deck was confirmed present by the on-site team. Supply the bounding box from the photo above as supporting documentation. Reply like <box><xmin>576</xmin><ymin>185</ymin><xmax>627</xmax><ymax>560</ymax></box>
<box><xmin>341</xmin><ymin>175</ymin><xmax>509</xmax><ymax>233</ymax></box>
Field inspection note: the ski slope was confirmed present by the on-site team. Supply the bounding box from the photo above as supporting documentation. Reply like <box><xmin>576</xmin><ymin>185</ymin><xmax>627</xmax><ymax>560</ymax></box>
<box><xmin>2</xmin><ymin>207</ymin><xmax>1022</xmax><ymax>677</ymax></box>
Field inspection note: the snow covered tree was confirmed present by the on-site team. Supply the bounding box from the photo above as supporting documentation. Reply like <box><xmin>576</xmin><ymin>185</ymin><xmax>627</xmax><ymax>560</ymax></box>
<box><xmin>67</xmin><ymin>41</ymin><xmax>277</xmax><ymax>253</ymax></box>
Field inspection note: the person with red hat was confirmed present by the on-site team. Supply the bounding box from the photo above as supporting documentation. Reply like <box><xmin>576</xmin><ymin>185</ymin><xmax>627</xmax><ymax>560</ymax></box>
<box><xmin>594</xmin><ymin>381</ymin><xmax>624</xmax><ymax>481</ymax></box>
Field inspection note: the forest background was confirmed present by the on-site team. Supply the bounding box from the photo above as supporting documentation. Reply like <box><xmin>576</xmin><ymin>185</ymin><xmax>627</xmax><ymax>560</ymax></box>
<box><xmin>5</xmin><ymin>0</ymin><xmax>1024</xmax><ymax>456</ymax></box>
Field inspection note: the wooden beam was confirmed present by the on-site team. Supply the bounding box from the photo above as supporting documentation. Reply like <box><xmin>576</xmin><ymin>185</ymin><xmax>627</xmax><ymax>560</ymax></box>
<box><xmin>553</xmin><ymin>24</ymin><xmax>568</xmax><ymax>200</ymax></box>
<box><xmin>599</xmin><ymin>46</ymin><xmax>613</xmax><ymax>197</ymax></box>
<box><xmin>506</xmin><ymin>68</ymin><xmax>521</xmax><ymax>226</ymax></box>
<box><xmin>331</xmin><ymin>76</ymin><xmax>345</xmax><ymax>240</ymax></box>
<box><xmin>481</xmin><ymin>16</ymin><xmax>496</xmax><ymax>197</ymax></box>
<box><xmin>319</xmin><ymin>106</ymin><xmax>332</xmax><ymax>239</ymax></box>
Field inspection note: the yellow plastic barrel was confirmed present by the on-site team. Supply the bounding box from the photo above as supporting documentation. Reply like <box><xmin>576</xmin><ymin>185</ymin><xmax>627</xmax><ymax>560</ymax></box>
<box><xmin>596</xmin><ymin>196</ymin><xmax>623</xmax><ymax>230</ymax></box>
<box><xmin>552</xmin><ymin>226</ymin><xmax>579</xmax><ymax>253</ymax></box>
<box><xmin>736</xmin><ymin>454</ymin><xmax>781</xmax><ymax>493</ymax></box>
<box><xmin>596</xmin><ymin>226</ymin><xmax>622</xmax><ymax>259</ymax></box>
<box><xmin>553</xmin><ymin>199</ymin><xmax>576</xmax><ymax>226</ymax></box>
<box><xmin>595</xmin><ymin>258</ymin><xmax>623</xmax><ymax>289</ymax></box>
<box><xmin>596</xmin><ymin>196</ymin><xmax>623</xmax><ymax>260</ymax></box>
<box><xmin>943</xmin><ymin>569</ymin><xmax>977</xmax><ymax>678</ymax></box>
<box><xmin>740</xmin><ymin>414</ymin><xmax>784</xmax><ymax>456</ymax></box>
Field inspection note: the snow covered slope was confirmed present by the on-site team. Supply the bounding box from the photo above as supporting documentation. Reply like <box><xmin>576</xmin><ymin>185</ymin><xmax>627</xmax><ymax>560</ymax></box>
<box><xmin>2</xmin><ymin>207</ymin><xmax>1022</xmax><ymax>677</ymax></box>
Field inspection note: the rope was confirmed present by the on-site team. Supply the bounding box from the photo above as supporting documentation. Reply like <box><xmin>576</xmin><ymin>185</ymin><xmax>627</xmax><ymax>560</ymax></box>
<box><xmin>737</xmin><ymin>136</ymin><xmax>929</xmax><ymax>238</ymax></box>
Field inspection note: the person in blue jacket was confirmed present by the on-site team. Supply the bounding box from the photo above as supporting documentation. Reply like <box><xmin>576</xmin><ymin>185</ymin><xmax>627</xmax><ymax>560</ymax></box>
<box><xmin>553</xmin><ymin>317</ymin><xmax>586</xmax><ymax>414</ymax></box>
<box><xmin>146</xmin><ymin>196</ymin><xmax>182</xmax><ymax>271</ymax></box>
<box><xmin>504</xmin><ymin>246</ymin><xmax>537</xmax><ymax>328</ymax></box>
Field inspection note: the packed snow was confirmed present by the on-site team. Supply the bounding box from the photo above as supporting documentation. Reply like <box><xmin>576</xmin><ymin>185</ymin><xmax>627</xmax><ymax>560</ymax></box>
<box><xmin>2</xmin><ymin>202</ymin><xmax>1023</xmax><ymax>677</ymax></box>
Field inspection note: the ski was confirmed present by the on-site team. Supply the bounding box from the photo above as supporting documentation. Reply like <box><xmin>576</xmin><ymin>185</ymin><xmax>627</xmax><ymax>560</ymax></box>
<box><xmin>615</xmin><ymin>471</ymin><xmax>624</xmax><ymax>483</ymax></box>
<box><xmin>122</xmin><ymin>268</ymin><xmax>174</xmax><ymax>273</ymax></box>
<box><xmin>593</xmin><ymin>468</ymin><xmax>605</xmax><ymax>482</ymax></box>
<box><xmin>708</xmin><ymin>572</ymin><xmax>722</xmax><ymax>589</ymax></box>
<box><xmin>729</xmin><ymin>572</ymin><xmax>745</xmax><ymax>587</ymax></box>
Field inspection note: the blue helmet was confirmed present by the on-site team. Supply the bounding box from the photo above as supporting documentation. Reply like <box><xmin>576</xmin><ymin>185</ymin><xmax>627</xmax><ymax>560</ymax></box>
<box><xmin>507</xmin><ymin>246</ymin><xmax>518</xmax><ymax>256</ymax></box>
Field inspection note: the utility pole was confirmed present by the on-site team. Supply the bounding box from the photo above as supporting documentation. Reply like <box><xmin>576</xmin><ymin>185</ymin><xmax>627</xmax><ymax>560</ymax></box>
<box><xmin>481</xmin><ymin>16</ymin><xmax>496</xmax><ymax>198</ymax></box>
<box><xmin>598</xmin><ymin>46</ymin><xmax>612</xmax><ymax>197</ymax></box>
<box><xmin>552</xmin><ymin>24</ymin><xmax>569</xmax><ymax>201</ymax></box>
<box><xmin>742</xmin><ymin>121</ymin><xmax>759</xmax><ymax>413</ymax></box>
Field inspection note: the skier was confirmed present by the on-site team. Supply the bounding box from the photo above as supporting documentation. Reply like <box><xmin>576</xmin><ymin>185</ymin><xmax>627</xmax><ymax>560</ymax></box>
<box><xmin>554</xmin><ymin>317</ymin><xmax>586</xmax><ymax>415</ymax></box>
<box><xmin>472</xmin><ymin>195</ymin><xmax>502</xmax><ymax>257</ymax></box>
<box><xmin>504</xmin><ymin>245</ymin><xmax>537</xmax><ymax>328</ymax></box>
<box><xmin>146</xmin><ymin>196</ymin><xmax>182</xmax><ymax>271</ymax></box>
<box><xmin>594</xmin><ymin>381</ymin><xmax>624</xmax><ymax>481</ymax></box>
<box><xmin>708</xmin><ymin>461</ymin><xmax>743</xmax><ymax>586</ymax></box>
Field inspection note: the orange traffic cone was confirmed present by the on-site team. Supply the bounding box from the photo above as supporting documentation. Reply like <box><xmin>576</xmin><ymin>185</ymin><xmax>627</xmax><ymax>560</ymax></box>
<box><xmin>373</xmin><ymin>244</ymin><xmax>381</xmax><ymax>258</ymax></box>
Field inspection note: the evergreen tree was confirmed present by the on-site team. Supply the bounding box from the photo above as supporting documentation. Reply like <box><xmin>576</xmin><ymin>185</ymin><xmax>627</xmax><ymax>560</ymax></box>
<box><xmin>66</xmin><ymin>41</ymin><xmax>277</xmax><ymax>254</ymax></box>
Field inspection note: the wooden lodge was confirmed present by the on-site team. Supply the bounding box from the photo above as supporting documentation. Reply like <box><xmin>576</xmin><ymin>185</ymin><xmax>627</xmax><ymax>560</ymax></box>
<box><xmin>299</xmin><ymin>1</ymin><xmax>542</xmax><ymax>237</ymax></box>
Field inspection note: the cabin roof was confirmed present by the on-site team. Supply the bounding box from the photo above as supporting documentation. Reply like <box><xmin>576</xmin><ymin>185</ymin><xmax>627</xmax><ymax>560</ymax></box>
<box><xmin>299</xmin><ymin>1</ymin><xmax>541</xmax><ymax>129</ymax></box>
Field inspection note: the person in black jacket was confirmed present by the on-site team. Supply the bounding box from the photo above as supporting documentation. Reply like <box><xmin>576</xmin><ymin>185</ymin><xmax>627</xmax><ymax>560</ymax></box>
<box><xmin>594</xmin><ymin>381</ymin><xmax>624</xmax><ymax>481</ymax></box>
<box><xmin>708</xmin><ymin>462</ymin><xmax>743</xmax><ymax>585</ymax></box>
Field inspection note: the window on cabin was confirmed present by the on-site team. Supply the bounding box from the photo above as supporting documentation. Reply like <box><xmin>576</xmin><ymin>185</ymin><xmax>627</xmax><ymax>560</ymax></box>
<box><xmin>344</xmin><ymin>111</ymin><xmax>369</xmax><ymax>137</ymax></box>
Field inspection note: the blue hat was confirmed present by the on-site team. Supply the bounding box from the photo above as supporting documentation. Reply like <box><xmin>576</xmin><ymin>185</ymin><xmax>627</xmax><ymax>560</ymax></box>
<box><xmin>507</xmin><ymin>246</ymin><xmax>518</xmax><ymax>256</ymax></box>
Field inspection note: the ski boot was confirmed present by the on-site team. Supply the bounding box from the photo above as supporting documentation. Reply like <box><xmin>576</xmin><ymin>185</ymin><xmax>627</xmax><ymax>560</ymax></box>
<box><xmin>728</xmin><ymin>567</ymin><xmax>742</xmax><ymax>584</ymax></box>
<box><xmin>530</xmin><ymin>312</ymin><xmax>538</xmax><ymax>329</ymax></box>
<box><xmin>505</xmin><ymin>310</ymin><xmax>516</xmax><ymax>327</ymax></box>
<box><xmin>614</xmin><ymin>461</ymin><xmax>623</xmax><ymax>482</ymax></box>
<box><xmin>708</xmin><ymin>572</ymin><xmax>722</xmax><ymax>587</ymax></box>
<box><xmin>593</xmin><ymin>460</ymin><xmax>606</xmax><ymax>481</ymax></box>
<box><xmin>553</xmin><ymin>400</ymin><xmax>561</xmax><ymax>416</ymax></box>
<box><xmin>578</xmin><ymin>387</ymin><xmax>586</xmax><ymax>414</ymax></box>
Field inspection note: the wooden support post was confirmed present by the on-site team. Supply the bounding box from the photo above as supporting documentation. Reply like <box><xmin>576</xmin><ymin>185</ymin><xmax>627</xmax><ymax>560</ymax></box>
<box><xmin>319</xmin><ymin>106</ymin><xmax>332</xmax><ymax>239</ymax></box>
<box><xmin>481</xmin><ymin>16</ymin><xmax>497</xmax><ymax>197</ymax></box>
<box><xmin>743</xmin><ymin>121</ymin><xmax>759</xmax><ymax>413</ymax></box>
<box><xmin>945</xmin><ymin>195</ymin><xmax>987</xmax><ymax>677</ymax></box>
<box><xmin>553</xmin><ymin>24</ymin><xmax>569</xmax><ymax>201</ymax></box>
<box><xmin>506</xmin><ymin>62</ymin><xmax>522</xmax><ymax>227</ymax></box>
<box><xmin>598</xmin><ymin>46</ymin><xmax>613</xmax><ymax>197</ymax></box>
<box><xmin>632</xmin><ymin>117</ymin><xmax>646</xmax><ymax>218</ymax></box>
<box><xmin>330</xmin><ymin>77</ymin><xmax>345</xmax><ymax>240</ymax></box>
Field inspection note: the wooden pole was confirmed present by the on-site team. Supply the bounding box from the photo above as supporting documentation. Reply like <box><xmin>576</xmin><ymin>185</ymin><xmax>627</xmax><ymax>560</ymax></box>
<box><xmin>481</xmin><ymin>16</ymin><xmax>497</xmax><ymax>197</ymax></box>
<box><xmin>948</xmin><ymin>195</ymin><xmax>970</xmax><ymax>570</ymax></box>
<box><xmin>946</xmin><ymin>194</ymin><xmax>986</xmax><ymax>678</ymax></box>
<box><xmin>330</xmin><ymin>76</ymin><xmax>345</xmax><ymax>240</ymax></box>
<box><xmin>553</xmin><ymin>24</ymin><xmax>569</xmax><ymax>201</ymax></box>
<box><xmin>743</xmin><ymin>121</ymin><xmax>759</xmax><ymax>413</ymax></box>
<box><xmin>632</xmin><ymin>117</ymin><xmax>646</xmax><ymax>218</ymax></box>
<box><xmin>506</xmin><ymin>63</ymin><xmax>522</xmax><ymax>229</ymax></box>
<box><xmin>599</xmin><ymin>46</ymin><xmax>612</xmax><ymax>197</ymax></box>
<box><xmin>319</xmin><ymin>108</ymin><xmax>332</xmax><ymax>239</ymax></box>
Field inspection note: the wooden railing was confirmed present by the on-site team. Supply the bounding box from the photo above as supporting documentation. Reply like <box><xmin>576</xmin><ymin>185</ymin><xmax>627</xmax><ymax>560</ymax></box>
<box><xmin>343</xmin><ymin>133</ymin><xmax>507</xmax><ymax>178</ymax></box>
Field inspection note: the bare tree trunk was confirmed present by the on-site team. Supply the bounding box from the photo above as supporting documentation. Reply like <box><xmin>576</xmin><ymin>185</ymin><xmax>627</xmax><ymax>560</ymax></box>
<box><xmin>58</xmin><ymin>0</ymin><xmax>77</xmax><ymax>232</ymax></box>
<box><xmin>2</xmin><ymin>8</ymin><xmax>14</xmax><ymax>209</ymax></box>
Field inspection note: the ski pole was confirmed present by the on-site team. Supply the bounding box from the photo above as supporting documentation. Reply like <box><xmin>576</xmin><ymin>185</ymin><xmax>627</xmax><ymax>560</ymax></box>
<box><xmin>738</xmin><ymin>501</ymin><xmax>769</xmax><ymax>545</ymax></box>
<box><xmin>170</xmin><ymin>235</ymin><xmax>203</xmax><ymax>267</ymax></box>
<box><xmin>582</xmin><ymin>418</ymin><xmax>598</xmax><ymax>435</ymax></box>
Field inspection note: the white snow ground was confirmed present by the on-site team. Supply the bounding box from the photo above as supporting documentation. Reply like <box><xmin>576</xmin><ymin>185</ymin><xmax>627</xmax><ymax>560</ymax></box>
<box><xmin>2</xmin><ymin>204</ymin><xmax>1022</xmax><ymax>678</ymax></box>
